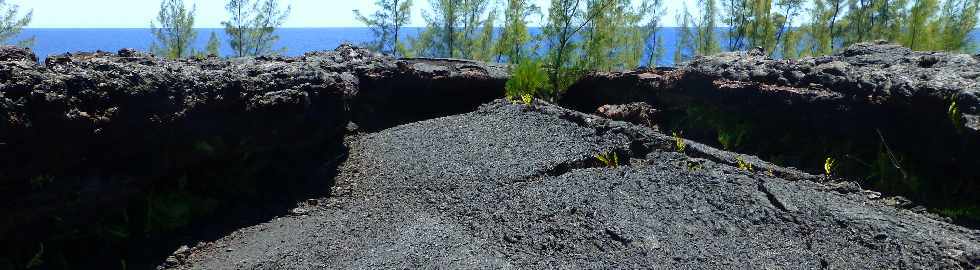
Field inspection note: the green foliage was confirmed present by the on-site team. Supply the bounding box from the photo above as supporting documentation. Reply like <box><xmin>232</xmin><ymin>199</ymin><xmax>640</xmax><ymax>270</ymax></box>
<box><xmin>722</xmin><ymin>0</ymin><xmax>791</xmax><ymax>53</ymax></box>
<box><xmin>413</xmin><ymin>0</ymin><xmax>495</xmax><ymax>59</ymax></box>
<box><xmin>792</xmin><ymin>0</ymin><xmax>978</xmax><ymax>54</ymax></box>
<box><xmin>222</xmin><ymin>0</ymin><xmax>291</xmax><ymax>57</ymax></box>
<box><xmin>722</xmin><ymin>0</ymin><xmax>749</xmax><ymax>51</ymax></box>
<box><xmin>579</xmin><ymin>0</ymin><xmax>620</xmax><ymax>71</ymax></box>
<box><xmin>736</xmin><ymin>155</ymin><xmax>755</xmax><ymax>172</ymax></box>
<box><xmin>674</xmin><ymin>5</ymin><xmax>695</xmax><ymax>64</ymax></box>
<box><xmin>595</xmin><ymin>151</ymin><xmax>620</xmax><ymax>168</ymax></box>
<box><xmin>717</xmin><ymin>123</ymin><xmax>749</xmax><ymax>150</ymax></box>
<box><xmin>413</xmin><ymin>0</ymin><xmax>460</xmax><ymax>57</ymax></box>
<box><xmin>949</xmin><ymin>99</ymin><xmax>963</xmax><ymax>128</ymax></box>
<box><xmin>644</xmin><ymin>0</ymin><xmax>668</xmax><ymax>67</ymax></box>
<box><xmin>695</xmin><ymin>0</ymin><xmax>722</xmax><ymax>56</ymax></box>
<box><xmin>686</xmin><ymin>159</ymin><xmax>705</xmax><ymax>172</ymax></box>
<box><xmin>905</xmin><ymin>0</ymin><xmax>941</xmax><ymax>50</ymax></box>
<box><xmin>194</xmin><ymin>140</ymin><xmax>217</xmax><ymax>156</ymax></box>
<box><xmin>773</xmin><ymin>0</ymin><xmax>806</xmax><ymax>58</ymax></box>
<box><xmin>824</xmin><ymin>156</ymin><xmax>837</xmax><ymax>175</ymax></box>
<box><xmin>354</xmin><ymin>0</ymin><xmax>414</xmax><ymax>56</ymax></box>
<box><xmin>673</xmin><ymin>132</ymin><xmax>688</xmax><ymax>152</ymax></box>
<box><xmin>543</xmin><ymin>0</ymin><xmax>590</xmax><ymax>94</ymax></box>
<box><xmin>495</xmin><ymin>0</ymin><xmax>540</xmax><ymax>63</ymax></box>
<box><xmin>779</xmin><ymin>25</ymin><xmax>803</xmax><ymax>58</ymax></box>
<box><xmin>935</xmin><ymin>0</ymin><xmax>980</xmax><ymax>52</ymax></box>
<box><xmin>677</xmin><ymin>105</ymin><xmax>754</xmax><ymax>152</ymax></box>
<box><xmin>505</xmin><ymin>59</ymin><xmax>552</xmax><ymax>102</ymax></box>
<box><xmin>205</xmin><ymin>32</ymin><xmax>221</xmax><ymax>57</ymax></box>
<box><xmin>542</xmin><ymin>0</ymin><xmax>667</xmax><ymax>94</ymax></box>
<box><xmin>675</xmin><ymin>0</ymin><xmax>720</xmax><ymax>64</ymax></box>
<box><xmin>839</xmin><ymin>0</ymin><xmax>908</xmax><ymax>47</ymax></box>
<box><xmin>615</xmin><ymin>0</ymin><xmax>665</xmax><ymax>69</ymax></box>
<box><xmin>0</xmin><ymin>0</ymin><xmax>33</xmax><ymax>47</ymax></box>
<box><xmin>470</xmin><ymin>8</ymin><xmax>498</xmax><ymax>62</ymax></box>
<box><xmin>865</xmin><ymin>132</ymin><xmax>921</xmax><ymax>197</ymax></box>
<box><xmin>150</xmin><ymin>0</ymin><xmax>198</xmax><ymax>59</ymax></box>
<box><xmin>520</xmin><ymin>94</ymin><xmax>534</xmax><ymax>105</ymax></box>
<box><xmin>745</xmin><ymin>0</ymin><xmax>780</xmax><ymax>52</ymax></box>
<box><xmin>29</xmin><ymin>174</ymin><xmax>53</xmax><ymax>190</ymax></box>
<box><xmin>803</xmin><ymin>0</ymin><xmax>846</xmax><ymax>56</ymax></box>
<box><xmin>718</xmin><ymin>124</ymin><xmax>745</xmax><ymax>150</ymax></box>
<box><xmin>25</xmin><ymin>243</ymin><xmax>42</xmax><ymax>269</ymax></box>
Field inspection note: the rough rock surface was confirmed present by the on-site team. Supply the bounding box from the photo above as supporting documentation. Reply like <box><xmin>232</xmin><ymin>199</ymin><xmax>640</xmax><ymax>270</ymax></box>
<box><xmin>172</xmin><ymin>100</ymin><xmax>980</xmax><ymax>269</ymax></box>
<box><xmin>561</xmin><ymin>42</ymin><xmax>980</xmax><ymax>225</ymax></box>
<box><xmin>0</xmin><ymin>45</ymin><xmax>506</xmax><ymax>267</ymax></box>
<box><xmin>564</xmin><ymin>42</ymin><xmax>980</xmax><ymax>132</ymax></box>
<box><xmin>355</xmin><ymin>57</ymin><xmax>508</xmax><ymax>131</ymax></box>
<box><xmin>683</xmin><ymin>42</ymin><xmax>980</xmax><ymax>132</ymax></box>
<box><xmin>597</xmin><ymin>102</ymin><xmax>658</xmax><ymax>129</ymax></box>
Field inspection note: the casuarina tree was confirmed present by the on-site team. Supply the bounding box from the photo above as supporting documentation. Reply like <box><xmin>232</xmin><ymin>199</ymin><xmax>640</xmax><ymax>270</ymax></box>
<box><xmin>0</xmin><ymin>0</ymin><xmax>33</xmax><ymax>47</ymax></box>
<box><xmin>150</xmin><ymin>0</ymin><xmax>198</xmax><ymax>59</ymax></box>
<box><xmin>354</xmin><ymin>0</ymin><xmax>414</xmax><ymax>57</ymax></box>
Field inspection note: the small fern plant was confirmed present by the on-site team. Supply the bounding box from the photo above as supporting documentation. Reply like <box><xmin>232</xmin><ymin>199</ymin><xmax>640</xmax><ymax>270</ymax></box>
<box><xmin>506</xmin><ymin>59</ymin><xmax>550</xmax><ymax>104</ymax></box>
<box><xmin>595</xmin><ymin>152</ymin><xmax>620</xmax><ymax>168</ymax></box>
<box><xmin>673</xmin><ymin>132</ymin><xmax>687</xmax><ymax>152</ymax></box>
<box><xmin>824</xmin><ymin>157</ymin><xmax>837</xmax><ymax>176</ymax></box>
<box><xmin>949</xmin><ymin>99</ymin><xmax>963</xmax><ymax>129</ymax></box>
<box><xmin>736</xmin><ymin>156</ymin><xmax>754</xmax><ymax>172</ymax></box>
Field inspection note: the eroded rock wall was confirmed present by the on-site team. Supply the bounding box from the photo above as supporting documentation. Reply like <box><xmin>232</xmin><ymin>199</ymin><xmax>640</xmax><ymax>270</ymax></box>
<box><xmin>0</xmin><ymin>45</ymin><xmax>505</xmax><ymax>267</ymax></box>
<box><xmin>561</xmin><ymin>42</ymin><xmax>980</xmax><ymax>226</ymax></box>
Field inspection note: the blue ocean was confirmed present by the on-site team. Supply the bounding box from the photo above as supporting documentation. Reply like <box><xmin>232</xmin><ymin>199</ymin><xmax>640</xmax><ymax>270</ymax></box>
<box><xmin>15</xmin><ymin>28</ymin><xmax>980</xmax><ymax>67</ymax></box>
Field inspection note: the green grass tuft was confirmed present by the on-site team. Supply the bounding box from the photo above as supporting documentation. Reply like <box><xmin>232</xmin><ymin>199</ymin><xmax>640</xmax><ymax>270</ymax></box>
<box><xmin>595</xmin><ymin>152</ymin><xmax>620</xmax><ymax>168</ymax></box>
<box><xmin>505</xmin><ymin>59</ymin><xmax>552</xmax><ymax>103</ymax></box>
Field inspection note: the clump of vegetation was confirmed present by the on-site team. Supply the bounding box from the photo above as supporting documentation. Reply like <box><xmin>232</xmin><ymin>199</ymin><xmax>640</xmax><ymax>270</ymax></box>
<box><xmin>717</xmin><ymin>125</ymin><xmax>749</xmax><ymax>151</ymax></box>
<box><xmin>495</xmin><ymin>0</ymin><xmax>540</xmax><ymax>63</ymax></box>
<box><xmin>824</xmin><ymin>156</ymin><xmax>837</xmax><ymax>176</ymax></box>
<box><xmin>29</xmin><ymin>174</ymin><xmax>53</xmax><ymax>190</ymax></box>
<box><xmin>949</xmin><ymin>99</ymin><xmax>963</xmax><ymax>129</ymax></box>
<box><xmin>676</xmin><ymin>106</ymin><xmax>753</xmax><ymax>151</ymax></box>
<box><xmin>595</xmin><ymin>151</ymin><xmax>620</xmax><ymax>168</ymax></box>
<box><xmin>736</xmin><ymin>155</ymin><xmax>754</xmax><ymax>172</ymax></box>
<box><xmin>25</xmin><ymin>243</ymin><xmax>42</xmax><ymax>269</ymax></box>
<box><xmin>354</xmin><ymin>0</ymin><xmax>413</xmax><ymax>57</ymax></box>
<box><xmin>0</xmin><ymin>0</ymin><xmax>34</xmax><ymax>47</ymax></box>
<box><xmin>203</xmin><ymin>32</ymin><xmax>221</xmax><ymax>57</ymax></box>
<box><xmin>686</xmin><ymin>159</ymin><xmax>705</xmax><ymax>172</ymax></box>
<box><xmin>406</xmin><ymin>0</ymin><xmax>496</xmax><ymax>59</ymax></box>
<box><xmin>222</xmin><ymin>0</ymin><xmax>292</xmax><ymax>57</ymax></box>
<box><xmin>673</xmin><ymin>132</ymin><xmax>688</xmax><ymax>152</ymax></box>
<box><xmin>150</xmin><ymin>0</ymin><xmax>198</xmax><ymax>59</ymax></box>
<box><xmin>505</xmin><ymin>59</ymin><xmax>552</xmax><ymax>102</ymax></box>
<box><xmin>519</xmin><ymin>94</ymin><xmax>533</xmax><ymax>105</ymax></box>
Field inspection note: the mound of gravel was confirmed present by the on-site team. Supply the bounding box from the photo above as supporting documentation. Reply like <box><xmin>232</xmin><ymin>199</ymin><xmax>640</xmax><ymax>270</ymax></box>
<box><xmin>170</xmin><ymin>100</ymin><xmax>980</xmax><ymax>269</ymax></box>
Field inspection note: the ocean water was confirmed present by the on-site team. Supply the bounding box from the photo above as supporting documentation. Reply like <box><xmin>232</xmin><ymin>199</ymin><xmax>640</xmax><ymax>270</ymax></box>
<box><xmin>14</xmin><ymin>28</ymin><xmax>980</xmax><ymax>67</ymax></box>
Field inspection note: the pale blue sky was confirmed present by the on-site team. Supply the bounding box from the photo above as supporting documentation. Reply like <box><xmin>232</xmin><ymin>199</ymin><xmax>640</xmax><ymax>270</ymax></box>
<box><xmin>16</xmin><ymin>0</ymin><xmax>692</xmax><ymax>28</ymax></box>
